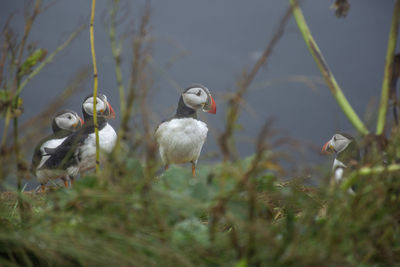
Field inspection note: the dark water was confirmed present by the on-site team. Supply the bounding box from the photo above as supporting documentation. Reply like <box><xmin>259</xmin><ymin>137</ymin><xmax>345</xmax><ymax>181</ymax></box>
<box><xmin>0</xmin><ymin>1</ymin><xmax>396</xmax><ymax>187</ymax></box>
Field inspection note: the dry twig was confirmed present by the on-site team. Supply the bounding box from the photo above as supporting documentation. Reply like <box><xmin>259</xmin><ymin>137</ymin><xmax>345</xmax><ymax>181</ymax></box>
<box><xmin>218</xmin><ymin>6</ymin><xmax>292</xmax><ymax>161</ymax></box>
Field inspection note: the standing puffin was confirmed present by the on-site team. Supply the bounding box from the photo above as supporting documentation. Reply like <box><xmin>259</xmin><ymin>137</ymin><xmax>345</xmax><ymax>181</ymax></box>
<box><xmin>322</xmin><ymin>133</ymin><xmax>360</xmax><ymax>192</ymax></box>
<box><xmin>31</xmin><ymin>110</ymin><xmax>84</xmax><ymax>191</ymax></box>
<box><xmin>43</xmin><ymin>94</ymin><xmax>117</xmax><ymax>182</ymax></box>
<box><xmin>155</xmin><ymin>84</ymin><xmax>216</xmax><ymax>177</ymax></box>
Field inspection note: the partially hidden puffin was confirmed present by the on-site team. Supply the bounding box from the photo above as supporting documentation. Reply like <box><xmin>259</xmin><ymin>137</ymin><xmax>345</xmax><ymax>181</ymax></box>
<box><xmin>31</xmin><ymin>110</ymin><xmax>84</xmax><ymax>191</ymax></box>
<box><xmin>155</xmin><ymin>84</ymin><xmax>216</xmax><ymax>177</ymax></box>
<box><xmin>322</xmin><ymin>133</ymin><xmax>360</xmax><ymax>192</ymax></box>
<box><xmin>43</xmin><ymin>94</ymin><xmax>117</xmax><ymax>182</ymax></box>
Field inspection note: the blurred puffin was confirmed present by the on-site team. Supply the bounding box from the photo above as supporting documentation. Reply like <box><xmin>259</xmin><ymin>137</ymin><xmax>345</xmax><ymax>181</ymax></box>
<box><xmin>155</xmin><ymin>84</ymin><xmax>216</xmax><ymax>177</ymax></box>
<box><xmin>43</xmin><ymin>94</ymin><xmax>116</xmax><ymax>182</ymax></box>
<box><xmin>322</xmin><ymin>133</ymin><xmax>360</xmax><ymax>192</ymax></box>
<box><xmin>31</xmin><ymin>110</ymin><xmax>84</xmax><ymax>191</ymax></box>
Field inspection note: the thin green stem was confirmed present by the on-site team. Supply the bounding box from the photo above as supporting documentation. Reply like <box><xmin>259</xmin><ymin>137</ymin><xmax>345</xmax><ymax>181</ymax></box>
<box><xmin>109</xmin><ymin>0</ymin><xmax>126</xmax><ymax>155</ymax></box>
<box><xmin>1</xmin><ymin>0</ymin><xmax>41</xmax><ymax>151</ymax></box>
<box><xmin>109</xmin><ymin>0</ymin><xmax>126</xmax><ymax>117</ymax></box>
<box><xmin>13</xmin><ymin>119</ymin><xmax>21</xmax><ymax>190</ymax></box>
<box><xmin>90</xmin><ymin>0</ymin><xmax>100</xmax><ymax>174</ymax></box>
<box><xmin>376</xmin><ymin>0</ymin><xmax>400</xmax><ymax>135</ymax></box>
<box><xmin>342</xmin><ymin>163</ymin><xmax>400</xmax><ymax>190</ymax></box>
<box><xmin>0</xmin><ymin>26</ymin><xmax>83</xmax><ymax>150</ymax></box>
<box><xmin>1</xmin><ymin>107</ymin><xmax>12</xmax><ymax>149</ymax></box>
<box><xmin>289</xmin><ymin>0</ymin><xmax>369</xmax><ymax>136</ymax></box>
<box><xmin>15</xmin><ymin>27</ymin><xmax>84</xmax><ymax>97</ymax></box>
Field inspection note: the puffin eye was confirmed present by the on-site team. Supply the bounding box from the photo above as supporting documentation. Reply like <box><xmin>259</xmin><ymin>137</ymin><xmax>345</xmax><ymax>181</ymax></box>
<box><xmin>68</xmin><ymin>115</ymin><xmax>72</xmax><ymax>120</ymax></box>
<box><xmin>196</xmin><ymin>90</ymin><xmax>201</xmax><ymax>96</ymax></box>
<box><xmin>333</xmin><ymin>136</ymin><xmax>337</xmax><ymax>141</ymax></box>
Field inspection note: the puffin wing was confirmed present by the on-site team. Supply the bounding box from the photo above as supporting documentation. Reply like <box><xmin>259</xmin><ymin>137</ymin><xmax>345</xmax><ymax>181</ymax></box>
<box><xmin>31</xmin><ymin>144</ymin><xmax>43</xmax><ymax>173</ymax></box>
<box><xmin>42</xmin><ymin>130</ymin><xmax>87</xmax><ymax>169</ymax></box>
<box><xmin>31</xmin><ymin>131</ymin><xmax>69</xmax><ymax>173</ymax></box>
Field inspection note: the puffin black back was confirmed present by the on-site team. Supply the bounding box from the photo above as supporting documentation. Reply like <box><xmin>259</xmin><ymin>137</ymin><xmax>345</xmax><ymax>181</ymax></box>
<box><xmin>336</xmin><ymin>140</ymin><xmax>360</xmax><ymax>168</ymax></box>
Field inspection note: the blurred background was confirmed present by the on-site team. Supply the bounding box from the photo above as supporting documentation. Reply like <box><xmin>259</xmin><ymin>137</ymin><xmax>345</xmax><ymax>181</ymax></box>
<box><xmin>0</xmin><ymin>0</ymin><xmax>396</xmax><ymax>179</ymax></box>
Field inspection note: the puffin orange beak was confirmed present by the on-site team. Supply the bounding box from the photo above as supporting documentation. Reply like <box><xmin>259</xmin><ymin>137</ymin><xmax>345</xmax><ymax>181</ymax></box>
<box><xmin>207</xmin><ymin>95</ymin><xmax>216</xmax><ymax>114</ymax></box>
<box><xmin>79</xmin><ymin>117</ymin><xmax>84</xmax><ymax>126</ymax></box>
<box><xmin>107</xmin><ymin>102</ymin><xmax>116</xmax><ymax>119</ymax></box>
<box><xmin>322</xmin><ymin>141</ymin><xmax>333</xmax><ymax>154</ymax></box>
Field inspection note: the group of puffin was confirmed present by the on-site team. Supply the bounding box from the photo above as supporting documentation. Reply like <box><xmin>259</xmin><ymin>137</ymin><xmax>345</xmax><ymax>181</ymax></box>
<box><xmin>31</xmin><ymin>84</ymin><xmax>216</xmax><ymax>191</ymax></box>
<box><xmin>32</xmin><ymin>94</ymin><xmax>117</xmax><ymax>191</ymax></box>
<box><xmin>32</xmin><ymin>84</ymin><xmax>356</xmax><ymax>192</ymax></box>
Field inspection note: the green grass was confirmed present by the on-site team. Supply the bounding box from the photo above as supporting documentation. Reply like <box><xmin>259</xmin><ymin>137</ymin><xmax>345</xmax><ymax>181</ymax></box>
<box><xmin>1</xmin><ymin>155</ymin><xmax>399</xmax><ymax>266</ymax></box>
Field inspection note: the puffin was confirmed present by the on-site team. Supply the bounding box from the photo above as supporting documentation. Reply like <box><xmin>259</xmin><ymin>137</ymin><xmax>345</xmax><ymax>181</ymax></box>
<box><xmin>43</xmin><ymin>94</ymin><xmax>117</xmax><ymax>182</ymax></box>
<box><xmin>322</xmin><ymin>133</ymin><xmax>360</xmax><ymax>192</ymax></box>
<box><xmin>31</xmin><ymin>109</ymin><xmax>84</xmax><ymax>191</ymax></box>
<box><xmin>155</xmin><ymin>84</ymin><xmax>216</xmax><ymax>177</ymax></box>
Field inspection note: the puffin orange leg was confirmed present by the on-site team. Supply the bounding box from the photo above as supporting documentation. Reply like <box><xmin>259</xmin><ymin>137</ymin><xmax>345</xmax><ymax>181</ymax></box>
<box><xmin>40</xmin><ymin>184</ymin><xmax>46</xmax><ymax>193</ymax></box>
<box><xmin>191</xmin><ymin>161</ymin><xmax>196</xmax><ymax>178</ymax></box>
<box><xmin>62</xmin><ymin>177</ymin><xmax>69</xmax><ymax>188</ymax></box>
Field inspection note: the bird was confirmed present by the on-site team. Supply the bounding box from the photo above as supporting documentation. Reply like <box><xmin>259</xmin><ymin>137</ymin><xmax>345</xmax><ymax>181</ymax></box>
<box><xmin>155</xmin><ymin>84</ymin><xmax>216</xmax><ymax>177</ymax></box>
<box><xmin>31</xmin><ymin>109</ymin><xmax>84</xmax><ymax>191</ymax></box>
<box><xmin>42</xmin><ymin>94</ymin><xmax>117</xmax><ymax>183</ymax></box>
<box><xmin>322</xmin><ymin>133</ymin><xmax>360</xmax><ymax>192</ymax></box>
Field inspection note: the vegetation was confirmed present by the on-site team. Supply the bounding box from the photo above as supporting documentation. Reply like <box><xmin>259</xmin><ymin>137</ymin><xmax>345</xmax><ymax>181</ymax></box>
<box><xmin>1</xmin><ymin>0</ymin><xmax>400</xmax><ymax>266</ymax></box>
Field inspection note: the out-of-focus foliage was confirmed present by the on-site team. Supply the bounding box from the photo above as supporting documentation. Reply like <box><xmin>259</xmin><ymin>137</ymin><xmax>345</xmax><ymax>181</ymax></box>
<box><xmin>1</xmin><ymin>155</ymin><xmax>399</xmax><ymax>266</ymax></box>
<box><xmin>18</xmin><ymin>48</ymin><xmax>47</xmax><ymax>78</ymax></box>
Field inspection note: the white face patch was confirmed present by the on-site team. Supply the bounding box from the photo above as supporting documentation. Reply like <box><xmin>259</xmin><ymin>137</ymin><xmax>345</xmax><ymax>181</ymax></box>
<box><xmin>182</xmin><ymin>87</ymin><xmax>208</xmax><ymax>110</ymax></box>
<box><xmin>54</xmin><ymin>112</ymin><xmax>79</xmax><ymax>131</ymax></box>
<box><xmin>330</xmin><ymin>134</ymin><xmax>352</xmax><ymax>154</ymax></box>
<box><xmin>83</xmin><ymin>96</ymin><xmax>107</xmax><ymax>116</ymax></box>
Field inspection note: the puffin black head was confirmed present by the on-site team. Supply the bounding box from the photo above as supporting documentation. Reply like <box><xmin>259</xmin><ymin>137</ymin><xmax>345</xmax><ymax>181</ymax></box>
<box><xmin>182</xmin><ymin>84</ymin><xmax>216</xmax><ymax>114</ymax></box>
<box><xmin>175</xmin><ymin>84</ymin><xmax>216</xmax><ymax>118</ymax></box>
<box><xmin>82</xmin><ymin>94</ymin><xmax>116</xmax><ymax>121</ymax></box>
<box><xmin>51</xmin><ymin>109</ymin><xmax>84</xmax><ymax>133</ymax></box>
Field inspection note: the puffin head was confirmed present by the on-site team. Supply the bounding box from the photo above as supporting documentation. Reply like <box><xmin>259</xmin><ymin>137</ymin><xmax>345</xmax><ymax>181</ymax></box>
<box><xmin>82</xmin><ymin>94</ymin><xmax>115</xmax><ymax>120</ymax></box>
<box><xmin>52</xmin><ymin>109</ymin><xmax>84</xmax><ymax>133</ymax></box>
<box><xmin>181</xmin><ymin>84</ymin><xmax>216</xmax><ymax>114</ymax></box>
<box><xmin>322</xmin><ymin>133</ymin><xmax>355</xmax><ymax>155</ymax></box>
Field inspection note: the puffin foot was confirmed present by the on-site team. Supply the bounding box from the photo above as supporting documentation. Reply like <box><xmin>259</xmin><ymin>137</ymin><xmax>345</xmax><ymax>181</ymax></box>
<box><xmin>37</xmin><ymin>184</ymin><xmax>47</xmax><ymax>193</ymax></box>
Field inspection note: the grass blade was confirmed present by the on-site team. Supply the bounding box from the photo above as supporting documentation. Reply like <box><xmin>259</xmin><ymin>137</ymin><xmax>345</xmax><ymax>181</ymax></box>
<box><xmin>289</xmin><ymin>0</ymin><xmax>369</xmax><ymax>135</ymax></box>
<box><xmin>376</xmin><ymin>0</ymin><xmax>400</xmax><ymax>135</ymax></box>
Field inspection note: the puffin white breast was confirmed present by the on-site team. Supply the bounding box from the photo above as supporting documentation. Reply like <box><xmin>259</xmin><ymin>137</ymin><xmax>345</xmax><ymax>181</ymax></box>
<box><xmin>155</xmin><ymin>118</ymin><xmax>208</xmax><ymax>164</ymax></box>
<box><xmin>79</xmin><ymin>123</ymin><xmax>117</xmax><ymax>171</ymax></box>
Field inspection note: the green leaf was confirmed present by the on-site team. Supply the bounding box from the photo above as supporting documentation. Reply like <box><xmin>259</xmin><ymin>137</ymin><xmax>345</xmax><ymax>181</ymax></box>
<box><xmin>18</xmin><ymin>48</ymin><xmax>47</xmax><ymax>78</ymax></box>
<box><xmin>188</xmin><ymin>181</ymin><xmax>210</xmax><ymax>201</ymax></box>
<box><xmin>125</xmin><ymin>157</ymin><xmax>144</xmax><ymax>180</ymax></box>
<box><xmin>171</xmin><ymin>217</ymin><xmax>209</xmax><ymax>247</ymax></box>
<box><xmin>75</xmin><ymin>175</ymin><xmax>99</xmax><ymax>189</ymax></box>
<box><xmin>235</xmin><ymin>258</ymin><xmax>248</xmax><ymax>267</ymax></box>
<box><xmin>0</xmin><ymin>90</ymin><xmax>10</xmax><ymax>102</ymax></box>
<box><xmin>0</xmin><ymin>90</ymin><xmax>11</xmax><ymax>116</ymax></box>
<box><xmin>160</xmin><ymin>166</ymin><xmax>190</xmax><ymax>192</ymax></box>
